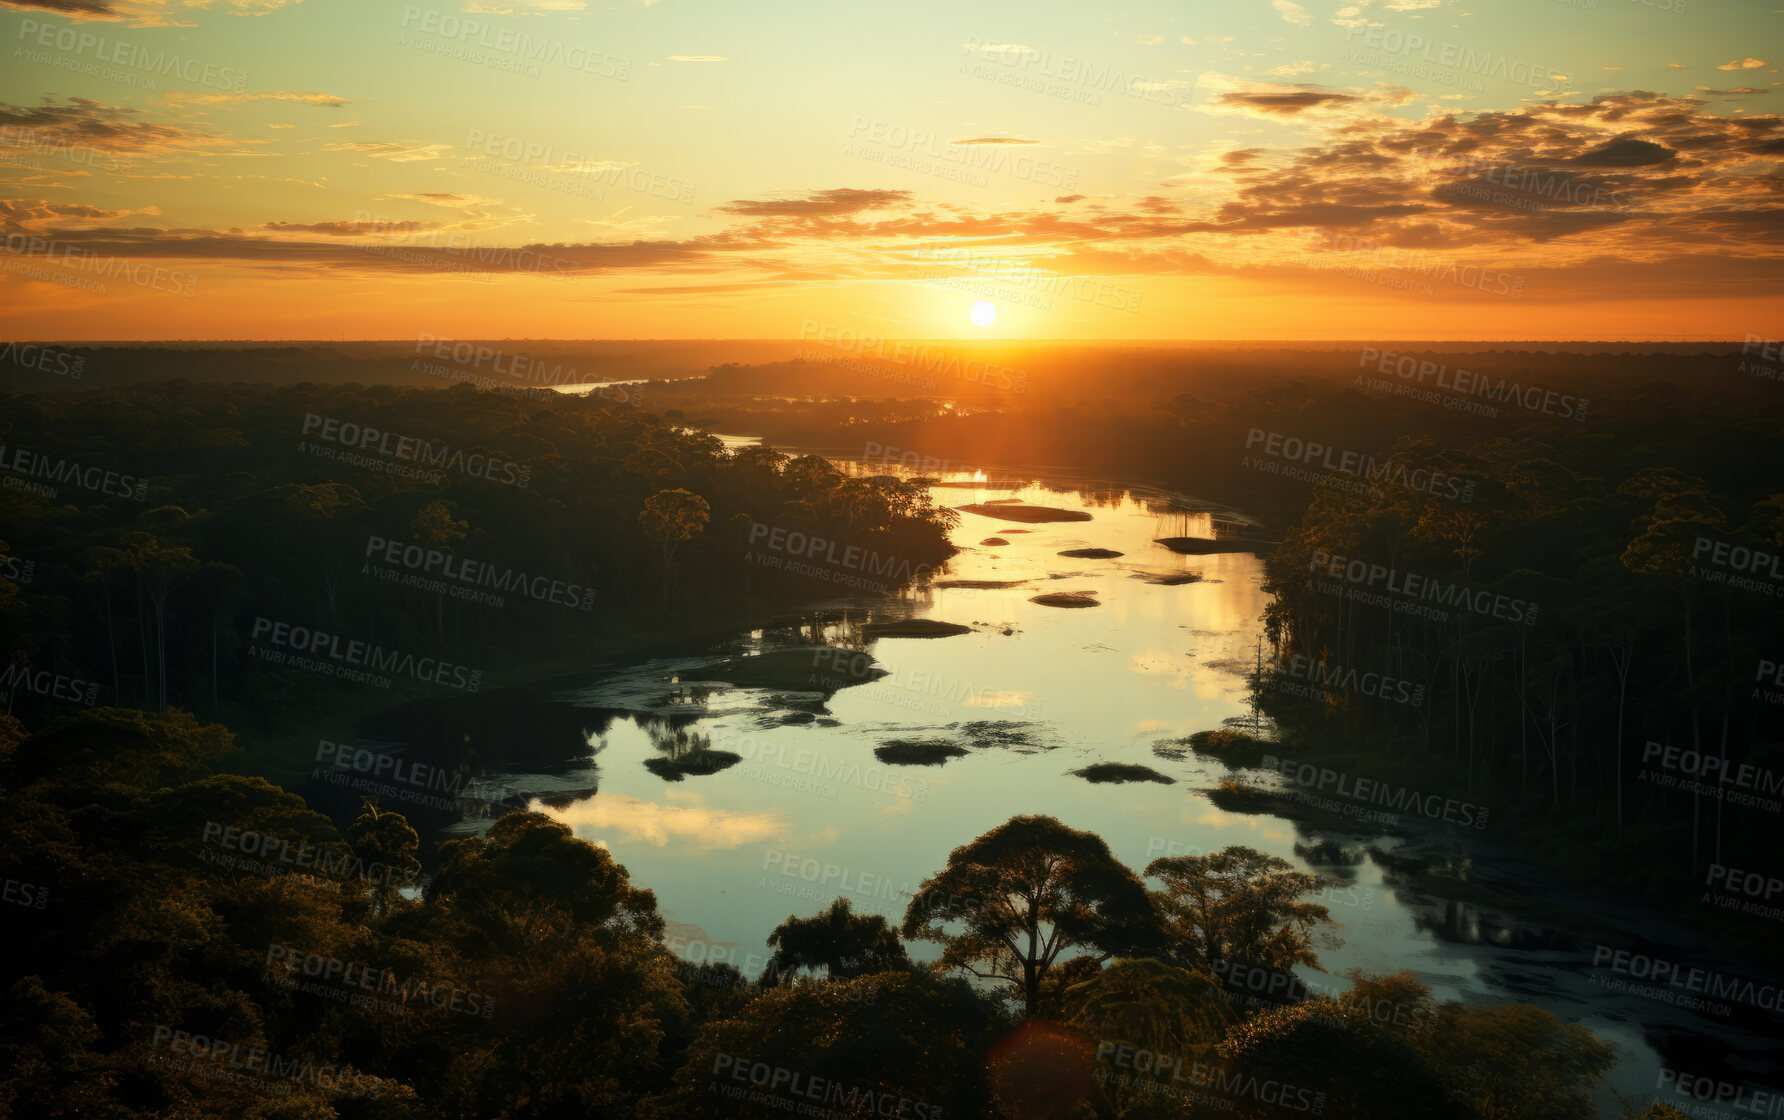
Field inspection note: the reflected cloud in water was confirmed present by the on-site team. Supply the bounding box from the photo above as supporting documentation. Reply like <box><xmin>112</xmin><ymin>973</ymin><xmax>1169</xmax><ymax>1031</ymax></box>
<box><xmin>553</xmin><ymin>790</ymin><xmax>790</xmax><ymax>850</ymax></box>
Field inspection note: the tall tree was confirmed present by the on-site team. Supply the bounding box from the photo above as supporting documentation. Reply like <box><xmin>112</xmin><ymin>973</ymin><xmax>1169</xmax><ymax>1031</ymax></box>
<box><xmin>902</xmin><ymin>815</ymin><xmax>1160</xmax><ymax>1018</ymax></box>
<box><xmin>638</xmin><ymin>488</ymin><xmax>711</xmax><ymax>606</ymax></box>
<box><xmin>79</xmin><ymin>546</ymin><xmax>131</xmax><ymax>706</ymax></box>
<box><xmin>760</xmin><ymin>898</ymin><xmax>910</xmax><ymax>986</ymax></box>
<box><xmin>118</xmin><ymin>532</ymin><xmax>199</xmax><ymax>713</ymax></box>
<box><xmin>1618</xmin><ymin>469</ymin><xmax>1725</xmax><ymax>874</ymax></box>
<box><xmin>1145</xmin><ymin>846</ymin><xmax>1333</xmax><ymax>976</ymax></box>
<box><xmin>347</xmin><ymin>799</ymin><xmax>422</xmax><ymax>918</ymax></box>
<box><xmin>410</xmin><ymin>499</ymin><xmax>469</xmax><ymax>641</ymax></box>
<box><xmin>191</xmin><ymin>561</ymin><xmax>245</xmax><ymax>717</ymax></box>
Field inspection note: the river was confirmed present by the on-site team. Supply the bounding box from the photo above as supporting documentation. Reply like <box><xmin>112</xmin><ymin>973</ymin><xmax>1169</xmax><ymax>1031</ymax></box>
<box><xmin>344</xmin><ymin>449</ymin><xmax>1778</xmax><ymax>1116</ymax></box>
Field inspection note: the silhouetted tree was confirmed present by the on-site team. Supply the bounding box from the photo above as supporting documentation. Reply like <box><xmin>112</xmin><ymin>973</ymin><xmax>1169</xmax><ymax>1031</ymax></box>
<box><xmin>1145</xmin><ymin>846</ymin><xmax>1332</xmax><ymax>976</ymax></box>
<box><xmin>902</xmin><ymin>815</ymin><xmax>1161</xmax><ymax>1018</ymax></box>
<box><xmin>760</xmin><ymin>898</ymin><xmax>910</xmax><ymax>986</ymax></box>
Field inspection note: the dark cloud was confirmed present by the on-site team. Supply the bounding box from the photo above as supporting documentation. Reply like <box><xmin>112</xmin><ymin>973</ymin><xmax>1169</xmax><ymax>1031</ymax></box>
<box><xmin>1571</xmin><ymin>137</ymin><xmax>1677</xmax><ymax>167</ymax></box>
<box><xmin>716</xmin><ymin>188</ymin><xmax>913</xmax><ymax>217</ymax></box>
<box><xmin>0</xmin><ymin>199</ymin><xmax>141</xmax><ymax>226</ymax></box>
<box><xmin>0</xmin><ymin>97</ymin><xmax>209</xmax><ymax>152</ymax></box>
<box><xmin>1212</xmin><ymin>89</ymin><xmax>1359</xmax><ymax>114</ymax></box>
<box><xmin>258</xmin><ymin>219</ymin><xmax>443</xmax><ymax>237</ymax></box>
<box><xmin>1</xmin><ymin>0</ymin><xmax>116</xmax><ymax>13</ymax></box>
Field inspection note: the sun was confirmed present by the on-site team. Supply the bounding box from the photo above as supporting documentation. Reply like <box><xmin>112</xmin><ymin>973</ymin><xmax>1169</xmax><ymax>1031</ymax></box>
<box><xmin>969</xmin><ymin>299</ymin><xmax>997</xmax><ymax>328</ymax></box>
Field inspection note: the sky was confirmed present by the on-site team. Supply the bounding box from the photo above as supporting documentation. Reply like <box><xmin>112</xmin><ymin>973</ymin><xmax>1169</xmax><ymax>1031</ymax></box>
<box><xmin>0</xmin><ymin>0</ymin><xmax>1779</xmax><ymax>340</ymax></box>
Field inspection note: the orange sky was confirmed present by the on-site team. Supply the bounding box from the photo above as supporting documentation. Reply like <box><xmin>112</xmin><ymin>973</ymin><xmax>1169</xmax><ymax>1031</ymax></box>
<box><xmin>2</xmin><ymin>0</ymin><xmax>1781</xmax><ymax>340</ymax></box>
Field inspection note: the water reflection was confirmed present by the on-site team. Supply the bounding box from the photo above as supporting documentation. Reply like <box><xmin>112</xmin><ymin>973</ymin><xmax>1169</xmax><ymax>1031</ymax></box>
<box><xmin>552</xmin><ymin>790</ymin><xmax>789</xmax><ymax>851</ymax></box>
<box><xmin>365</xmin><ymin>457</ymin><xmax>1717</xmax><ymax>1105</ymax></box>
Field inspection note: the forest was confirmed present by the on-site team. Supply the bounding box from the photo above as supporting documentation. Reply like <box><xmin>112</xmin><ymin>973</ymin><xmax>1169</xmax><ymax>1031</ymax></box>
<box><xmin>1</xmin><ymin>365</ymin><xmax>1776</xmax><ymax>1117</ymax></box>
<box><xmin>0</xmin><ymin>380</ymin><xmax>957</xmax><ymax>780</ymax></box>
<box><xmin>747</xmin><ymin>353</ymin><xmax>1784</xmax><ymax>946</ymax></box>
<box><xmin>0</xmin><ymin>707</ymin><xmax>1691</xmax><ymax>1119</ymax></box>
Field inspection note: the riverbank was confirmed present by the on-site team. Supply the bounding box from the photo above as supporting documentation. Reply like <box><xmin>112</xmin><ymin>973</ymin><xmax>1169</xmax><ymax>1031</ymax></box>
<box><xmin>1187</xmin><ymin>723</ymin><xmax>1784</xmax><ymax>989</ymax></box>
<box><xmin>227</xmin><ymin>588</ymin><xmax>919</xmax><ymax>790</ymax></box>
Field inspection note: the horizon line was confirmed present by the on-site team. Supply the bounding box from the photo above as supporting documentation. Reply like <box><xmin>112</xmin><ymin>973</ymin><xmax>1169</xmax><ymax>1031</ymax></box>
<box><xmin>0</xmin><ymin>337</ymin><xmax>1760</xmax><ymax>346</ymax></box>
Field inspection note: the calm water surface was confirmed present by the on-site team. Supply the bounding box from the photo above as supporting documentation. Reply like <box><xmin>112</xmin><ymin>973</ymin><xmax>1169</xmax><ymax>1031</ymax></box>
<box><xmin>362</xmin><ymin>450</ymin><xmax>1768</xmax><ymax>1111</ymax></box>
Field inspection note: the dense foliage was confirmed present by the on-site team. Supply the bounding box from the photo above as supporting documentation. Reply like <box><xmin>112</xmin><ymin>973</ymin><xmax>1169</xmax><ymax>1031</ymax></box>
<box><xmin>0</xmin><ymin>710</ymin><xmax>1654</xmax><ymax>1119</ymax></box>
<box><xmin>768</xmin><ymin>356</ymin><xmax>1784</xmax><ymax>939</ymax></box>
<box><xmin>0</xmin><ymin>381</ymin><xmax>956</xmax><ymax>751</ymax></box>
